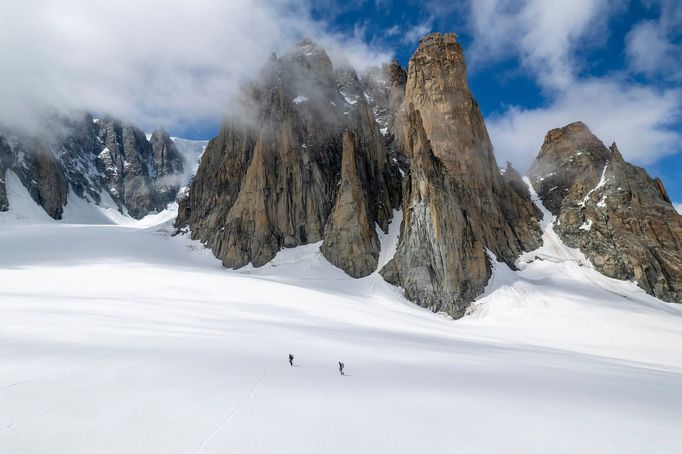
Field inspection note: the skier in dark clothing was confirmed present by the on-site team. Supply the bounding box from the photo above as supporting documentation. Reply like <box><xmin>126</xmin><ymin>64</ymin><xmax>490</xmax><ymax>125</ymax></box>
<box><xmin>338</xmin><ymin>362</ymin><xmax>344</xmax><ymax>375</ymax></box>
<box><xmin>289</xmin><ymin>354</ymin><xmax>294</xmax><ymax>366</ymax></box>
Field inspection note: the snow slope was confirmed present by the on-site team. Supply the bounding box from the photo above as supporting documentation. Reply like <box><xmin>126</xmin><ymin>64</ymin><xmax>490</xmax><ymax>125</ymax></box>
<box><xmin>1</xmin><ymin>174</ymin><xmax>681</xmax><ymax>453</ymax></box>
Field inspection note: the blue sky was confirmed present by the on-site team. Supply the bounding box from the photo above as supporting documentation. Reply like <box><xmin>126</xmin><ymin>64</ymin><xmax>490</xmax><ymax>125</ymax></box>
<box><xmin>314</xmin><ymin>0</ymin><xmax>682</xmax><ymax>204</ymax></box>
<box><xmin>1</xmin><ymin>0</ymin><xmax>680</xmax><ymax>205</ymax></box>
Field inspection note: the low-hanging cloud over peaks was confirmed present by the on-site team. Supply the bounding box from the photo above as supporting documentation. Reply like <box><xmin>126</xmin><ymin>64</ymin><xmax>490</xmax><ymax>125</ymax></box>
<box><xmin>0</xmin><ymin>0</ymin><xmax>392</xmax><ymax>134</ymax></box>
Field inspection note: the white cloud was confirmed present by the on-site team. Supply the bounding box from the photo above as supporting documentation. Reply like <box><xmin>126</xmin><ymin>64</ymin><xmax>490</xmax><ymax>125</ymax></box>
<box><xmin>462</xmin><ymin>0</ymin><xmax>682</xmax><ymax>170</ymax></box>
<box><xmin>626</xmin><ymin>21</ymin><xmax>679</xmax><ymax>79</ymax></box>
<box><xmin>467</xmin><ymin>0</ymin><xmax>619</xmax><ymax>90</ymax></box>
<box><xmin>626</xmin><ymin>1</ymin><xmax>682</xmax><ymax>80</ymax></box>
<box><xmin>0</xmin><ymin>0</ymin><xmax>392</xmax><ymax>134</ymax></box>
<box><xmin>403</xmin><ymin>18</ymin><xmax>434</xmax><ymax>45</ymax></box>
<box><xmin>487</xmin><ymin>78</ymin><xmax>682</xmax><ymax>171</ymax></box>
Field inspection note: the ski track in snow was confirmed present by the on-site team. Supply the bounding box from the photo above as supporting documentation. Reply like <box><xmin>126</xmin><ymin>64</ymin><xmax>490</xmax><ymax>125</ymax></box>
<box><xmin>194</xmin><ymin>363</ymin><xmax>272</xmax><ymax>454</ymax></box>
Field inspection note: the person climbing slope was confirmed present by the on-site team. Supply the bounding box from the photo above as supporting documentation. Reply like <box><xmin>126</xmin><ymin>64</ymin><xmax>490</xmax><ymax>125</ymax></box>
<box><xmin>338</xmin><ymin>361</ymin><xmax>344</xmax><ymax>376</ymax></box>
<box><xmin>289</xmin><ymin>354</ymin><xmax>294</xmax><ymax>366</ymax></box>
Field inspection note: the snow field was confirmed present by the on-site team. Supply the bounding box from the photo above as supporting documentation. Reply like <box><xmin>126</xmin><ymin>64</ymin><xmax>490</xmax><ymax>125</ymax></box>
<box><xmin>0</xmin><ymin>170</ymin><xmax>681</xmax><ymax>453</ymax></box>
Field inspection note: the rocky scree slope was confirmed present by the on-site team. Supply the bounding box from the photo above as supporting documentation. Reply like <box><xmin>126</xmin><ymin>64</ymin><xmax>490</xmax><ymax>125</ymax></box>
<box><xmin>529</xmin><ymin>121</ymin><xmax>682</xmax><ymax>303</ymax></box>
<box><xmin>0</xmin><ymin>114</ymin><xmax>185</xmax><ymax>219</ymax></box>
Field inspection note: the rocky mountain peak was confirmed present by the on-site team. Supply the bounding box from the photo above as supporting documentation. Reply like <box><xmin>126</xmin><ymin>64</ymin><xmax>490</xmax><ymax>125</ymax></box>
<box><xmin>531</xmin><ymin>122</ymin><xmax>612</xmax><ymax>215</ymax></box>
<box><xmin>178</xmin><ymin>32</ymin><xmax>679</xmax><ymax>317</ymax></box>
<box><xmin>284</xmin><ymin>38</ymin><xmax>336</xmax><ymax>86</ymax></box>
<box><xmin>530</xmin><ymin>122</ymin><xmax>682</xmax><ymax>303</ymax></box>
<box><xmin>178</xmin><ymin>34</ymin><xmax>545</xmax><ymax>317</ymax></box>
<box><xmin>0</xmin><ymin>114</ymin><xmax>186</xmax><ymax>220</ymax></box>
<box><xmin>177</xmin><ymin>38</ymin><xmax>400</xmax><ymax>273</ymax></box>
<box><xmin>380</xmin><ymin>32</ymin><xmax>543</xmax><ymax>317</ymax></box>
<box><xmin>402</xmin><ymin>32</ymin><xmax>494</xmax><ymax>176</ymax></box>
<box><xmin>295</xmin><ymin>37</ymin><xmax>317</xmax><ymax>50</ymax></box>
<box><xmin>388</xmin><ymin>59</ymin><xmax>407</xmax><ymax>85</ymax></box>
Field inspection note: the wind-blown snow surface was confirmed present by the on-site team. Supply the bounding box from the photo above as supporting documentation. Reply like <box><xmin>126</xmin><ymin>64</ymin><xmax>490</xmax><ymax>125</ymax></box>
<box><xmin>1</xmin><ymin>174</ymin><xmax>681</xmax><ymax>453</ymax></box>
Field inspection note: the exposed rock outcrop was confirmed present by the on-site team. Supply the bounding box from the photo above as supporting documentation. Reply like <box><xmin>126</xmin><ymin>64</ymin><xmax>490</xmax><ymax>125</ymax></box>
<box><xmin>181</xmin><ymin>33</ymin><xmax>542</xmax><ymax>317</ymax></box>
<box><xmin>150</xmin><ymin>129</ymin><xmax>185</xmax><ymax>205</ymax></box>
<box><xmin>178</xmin><ymin>39</ymin><xmax>400</xmax><ymax>274</ymax></box>
<box><xmin>502</xmin><ymin>162</ymin><xmax>533</xmax><ymax>201</ymax></box>
<box><xmin>529</xmin><ymin>121</ymin><xmax>682</xmax><ymax>303</ymax></box>
<box><xmin>0</xmin><ymin>114</ymin><xmax>185</xmax><ymax>220</ymax></box>
<box><xmin>360</xmin><ymin>61</ymin><xmax>409</xmax><ymax>174</ymax></box>
<box><xmin>380</xmin><ymin>33</ymin><xmax>542</xmax><ymax>317</ymax></box>
<box><xmin>320</xmin><ymin>130</ymin><xmax>381</xmax><ymax>277</ymax></box>
<box><xmin>97</xmin><ymin>117</ymin><xmax>166</xmax><ymax>218</ymax></box>
<box><xmin>1</xmin><ymin>135</ymin><xmax>14</xmax><ymax>211</ymax></box>
<box><xmin>0</xmin><ymin>130</ymin><xmax>70</xmax><ymax>219</ymax></box>
<box><xmin>21</xmin><ymin>140</ymin><xmax>69</xmax><ymax>218</ymax></box>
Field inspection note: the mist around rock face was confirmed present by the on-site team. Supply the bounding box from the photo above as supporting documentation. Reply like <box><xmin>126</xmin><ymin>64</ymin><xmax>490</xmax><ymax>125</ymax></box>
<box><xmin>1</xmin><ymin>33</ymin><xmax>680</xmax><ymax>316</ymax></box>
<box><xmin>177</xmin><ymin>33</ymin><xmax>681</xmax><ymax>316</ymax></box>
<box><xmin>0</xmin><ymin>114</ymin><xmax>186</xmax><ymax>220</ymax></box>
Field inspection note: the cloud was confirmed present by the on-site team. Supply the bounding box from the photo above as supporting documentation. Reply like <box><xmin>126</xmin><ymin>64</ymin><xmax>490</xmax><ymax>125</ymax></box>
<box><xmin>462</xmin><ymin>0</ymin><xmax>682</xmax><ymax>170</ymax></box>
<box><xmin>467</xmin><ymin>0</ymin><xmax>620</xmax><ymax>90</ymax></box>
<box><xmin>626</xmin><ymin>0</ymin><xmax>682</xmax><ymax>80</ymax></box>
<box><xmin>487</xmin><ymin>78</ymin><xmax>682</xmax><ymax>171</ymax></box>
<box><xmin>403</xmin><ymin>18</ymin><xmax>434</xmax><ymax>44</ymax></box>
<box><xmin>0</xmin><ymin>0</ymin><xmax>391</xmax><ymax>134</ymax></box>
<box><xmin>626</xmin><ymin>21</ymin><xmax>680</xmax><ymax>79</ymax></box>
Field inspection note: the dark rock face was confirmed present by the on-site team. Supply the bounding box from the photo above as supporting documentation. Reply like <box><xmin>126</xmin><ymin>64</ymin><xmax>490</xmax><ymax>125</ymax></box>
<box><xmin>2</xmin><ymin>114</ymin><xmax>107</xmax><ymax>220</ymax></box>
<box><xmin>380</xmin><ymin>33</ymin><xmax>542</xmax><ymax>317</ymax></box>
<box><xmin>502</xmin><ymin>162</ymin><xmax>532</xmax><ymax>201</ymax></box>
<box><xmin>0</xmin><ymin>114</ymin><xmax>184</xmax><ymax>220</ymax></box>
<box><xmin>529</xmin><ymin>121</ymin><xmax>682</xmax><ymax>303</ymax></box>
<box><xmin>21</xmin><ymin>140</ymin><xmax>69</xmax><ymax>219</ymax></box>
<box><xmin>56</xmin><ymin>114</ymin><xmax>104</xmax><ymax>205</ymax></box>
<box><xmin>150</xmin><ymin>129</ymin><xmax>185</xmax><ymax>205</ymax></box>
<box><xmin>178</xmin><ymin>39</ymin><xmax>400</xmax><ymax>273</ymax></box>
<box><xmin>0</xmin><ymin>132</ymin><xmax>70</xmax><ymax>219</ymax></box>
<box><xmin>0</xmin><ymin>136</ymin><xmax>13</xmax><ymax>211</ymax></box>
<box><xmin>96</xmin><ymin>117</ymin><xmax>167</xmax><ymax>219</ymax></box>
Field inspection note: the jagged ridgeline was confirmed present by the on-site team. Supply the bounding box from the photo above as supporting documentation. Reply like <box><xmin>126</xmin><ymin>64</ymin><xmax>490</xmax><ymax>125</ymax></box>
<box><xmin>0</xmin><ymin>114</ymin><xmax>185</xmax><ymax>219</ymax></box>
<box><xmin>175</xmin><ymin>38</ymin><xmax>402</xmax><ymax>274</ymax></box>
<box><xmin>177</xmin><ymin>33</ymin><xmax>544</xmax><ymax>317</ymax></box>
<box><xmin>2</xmin><ymin>32</ymin><xmax>677</xmax><ymax>316</ymax></box>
